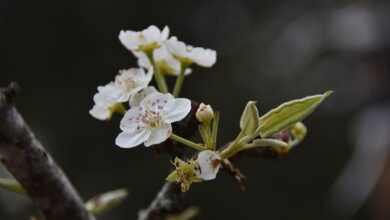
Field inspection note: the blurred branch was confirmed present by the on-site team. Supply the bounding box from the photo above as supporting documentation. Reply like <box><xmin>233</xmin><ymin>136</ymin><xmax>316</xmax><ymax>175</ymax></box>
<box><xmin>138</xmin><ymin>182</ymin><xmax>185</xmax><ymax>220</ymax></box>
<box><xmin>0</xmin><ymin>82</ymin><xmax>95</xmax><ymax>220</ymax></box>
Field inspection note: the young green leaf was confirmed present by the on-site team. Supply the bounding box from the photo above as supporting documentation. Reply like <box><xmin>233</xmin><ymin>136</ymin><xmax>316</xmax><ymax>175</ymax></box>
<box><xmin>240</xmin><ymin>101</ymin><xmax>259</xmax><ymax>136</ymax></box>
<box><xmin>258</xmin><ymin>91</ymin><xmax>332</xmax><ymax>137</ymax></box>
<box><xmin>0</xmin><ymin>178</ymin><xmax>26</xmax><ymax>194</ymax></box>
<box><xmin>242</xmin><ymin>138</ymin><xmax>288</xmax><ymax>151</ymax></box>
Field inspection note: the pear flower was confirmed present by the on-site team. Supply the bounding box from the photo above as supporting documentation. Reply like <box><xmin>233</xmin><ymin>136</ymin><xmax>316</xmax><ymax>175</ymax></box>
<box><xmin>166</xmin><ymin>157</ymin><xmax>202</xmax><ymax>192</ymax></box>
<box><xmin>196</xmin><ymin>150</ymin><xmax>221</xmax><ymax>180</ymax></box>
<box><xmin>114</xmin><ymin>67</ymin><xmax>153</xmax><ymax>102</ymax></box>
<box><xmin>89</xmin><ymin>83</ymin><xmax>124</xmax><ymax>120</ymax></box>
<box><xmin>165</xmin><ymin>37</ymin><xmax>217</xmax><ymax>67</ymax></box>
<box><xmin>89</xmin><ymin>67</ymin><xmax>152</xmax><ymax>121</ymax></box>
<box><xmin>119</xmin><ymin>25</ymin><xmax>169</xmax><ymax>53</ymax></box>
<box><xmin>166</xmin><ymin>150</ymin><xmax>221</xmax><ymax>191</ymax></box>
<box><xmin>116</xmin><ymin>92</ymin><xmax>192</xmax><ymax>148</ymax></box>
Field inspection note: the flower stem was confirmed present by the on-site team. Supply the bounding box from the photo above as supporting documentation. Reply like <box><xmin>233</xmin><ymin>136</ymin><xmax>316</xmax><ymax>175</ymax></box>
<box><xmin>173</xmin><ymin>63</ymin><xmax>187</xmax><ymax>97</ymax></box>
<box><xmin>211</xmin><ymin>111</ymin><xmax>220</xmax><ymax>149</ymax></box>
<box><xmin>170</xmin><ymin>133</ymin><xmax>205</xmax><ymax>151</ymax></box>
<box><xmin>146</xmin><ymin>51</ymin><xmax>168</xmax><ymax>93</ymax></box>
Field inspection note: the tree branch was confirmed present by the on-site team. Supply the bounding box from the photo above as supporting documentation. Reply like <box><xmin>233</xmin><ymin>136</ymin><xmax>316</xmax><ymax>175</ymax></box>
<box><xmin>138</xmin><ymin>182</ymin><xmax>185</xmax><ymax>220</ymax></box>
<box><xmin>0</xmin><ymin>82</ymin><xmax>95</xmax><ymax>220</ymax></box>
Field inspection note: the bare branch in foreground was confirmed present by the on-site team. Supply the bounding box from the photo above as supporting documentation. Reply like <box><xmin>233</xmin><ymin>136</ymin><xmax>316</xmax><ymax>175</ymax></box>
<box><xmin>0</xmin><ymin>82</ymin><xmax>95</xmax><ymax>220</ymax></box>
<box><xmin>138</xmin><ymin>182</ymin><xmax>185</xmax><ymax>220</ymax></box>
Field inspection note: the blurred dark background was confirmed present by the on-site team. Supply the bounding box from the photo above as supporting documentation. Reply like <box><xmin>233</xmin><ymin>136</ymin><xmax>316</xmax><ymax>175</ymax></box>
<box><xmin>1</xmin><ymin>0</ymin><xmax>390</xmax><ymax>219</ymax></box>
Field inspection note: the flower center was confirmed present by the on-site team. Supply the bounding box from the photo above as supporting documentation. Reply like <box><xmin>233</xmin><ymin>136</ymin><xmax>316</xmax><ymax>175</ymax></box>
<box><xmin>142</xmin><ymin>110</ymin><xmax>163</xmax><ymax>128</ymax></box>
<box><xmin>117</xmin><ymin>77</ymin><xmax>136</xmax><ymax>92</ymax></box>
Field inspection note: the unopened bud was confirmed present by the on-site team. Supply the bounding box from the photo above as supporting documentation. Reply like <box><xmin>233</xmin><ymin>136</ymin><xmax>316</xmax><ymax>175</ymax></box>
<box><xmin>290</xmin><ymin>122</ymin><xmax>307</xmax><ymax>141</ymax></box>
<box><xmin>196</xmin><ymin>103</ymin><xmax>214</xmax><ymax>124</ymax></box>
<box><xmin>85</xmin><ymin>189</ymin><xmax>128</xmax><ymax>215</ymax></box>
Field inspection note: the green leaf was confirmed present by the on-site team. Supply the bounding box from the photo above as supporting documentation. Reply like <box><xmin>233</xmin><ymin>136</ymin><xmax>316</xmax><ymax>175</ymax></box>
<box><xmin>240</xmin><ymin>101</ymin><xmax>259</xmax><ymax>136</ymax></box>
<box><xmin>0</xmin><ymin>178</ymin><xmax>26</xmax><ymax>194</ymax></box>
<box><xmin>85</xmin><ymin>189</ymin><xmax>128</xmax><ymax>215</ymax></box>
<box><xmin>243</xmin><ymin>139</ymin><xmax>288</xmax><ymax>151</ymax></box>
<box><xmin>258</xmin><ymin>91</ymin><xmax>332</xmax><ymax>137</ymax></box>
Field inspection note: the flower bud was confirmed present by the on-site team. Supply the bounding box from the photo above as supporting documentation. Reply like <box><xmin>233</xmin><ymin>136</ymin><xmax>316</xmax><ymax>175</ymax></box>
<box><xmin>290</xmin><ymin>122</ymin><xmax>307</xmax><ymax>141</ymax></box>
<box><xmin>196</xmin><ymin>103</ymin><xmax>214</xmax><ymax>124</ymax></box>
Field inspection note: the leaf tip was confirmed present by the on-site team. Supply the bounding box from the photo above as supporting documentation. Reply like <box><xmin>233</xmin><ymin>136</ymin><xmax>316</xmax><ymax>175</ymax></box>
<box><xmin>323</xmin><ymin>90</ymin><xmax>334</xmax><ymax>98</ymax></box>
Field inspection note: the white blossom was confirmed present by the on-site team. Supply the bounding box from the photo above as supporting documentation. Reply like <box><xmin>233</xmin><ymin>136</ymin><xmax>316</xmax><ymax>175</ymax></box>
<box><xmin>165</xmin><ymin>37</ymin><xmax>217</xmax><ymax>67</ymax></box>
<box><xmin>116</xmin><ymin>92</ymin><xmax>192</xmax><ymax>148</ymax></box>
<box><xmin>196</xmin><ymin>150</ymin><xmax>221</xmax><ymax>180</ymax></box>
<box><xmin>114</xmin><ymin>67</ymin><xmax>153</xmax><ymax>102</ymax></box>
<box><xmin>89</xmin><ymin>83</ymin><xmax>123</xmax><ymax>120</ymax></box>
<box><xmin>119</xmin><ymin>25</ymin><xmax>169</xmax><ymax>52</ymax></box>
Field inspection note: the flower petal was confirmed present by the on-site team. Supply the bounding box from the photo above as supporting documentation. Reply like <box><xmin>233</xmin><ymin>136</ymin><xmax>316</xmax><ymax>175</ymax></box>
<box><xmin>94</xmin><ymin>83</ymin><xmax>122</xmax><ymax>106</ymax></box>
<box><xmin>134</xmin><ymin>51</ymin><xmax>152</xmax><ymax>69</ymax></box>
<box><xmin>144</xmin><ymin>124</ymin><xmax>172</xmax><ymax>147</ymax></box>
<box><xmin>153</xmin><ymin>47</ymin><xmax>182</xmax><ymax>75</ymax></box>
<box><xmin>115</xmin><ymin>129</ymin><xmax>151</xmax><ymax>149</ymax></box>
<box><xmin>196</xmin><ymin>150</ymin><xmax>221</xmax><ymax>180</ymax></box>
<box><xmin>129</xmin><ymin>86</ymin><xmax>158</xmax><ymax>107</ymax></box>
<box><xmin>89</xmin><ymin>105</ymin><xmax>112</xmax><ymax>120</ymax></box>
<box><xmin>191</xmin><ymin>48</ymin><xmax>217</xmax><ymax>67</ymax></box>
<box><xmin>141</xmin><ymin>92</ymin><xmax>173</xmax><ymax>113</ymax></box>
<box><xmin>118</xmin><ymin>30</ymin><xmax>140</xmax><ymax>51</ymax></box>
<box><xmin>165</xmin><ymin>37</ymin><xmax>187</xmax><ymax>57</ymax></box>
<box><xmin>120</xmin><ymin>106</ymin><xmax>145</xmax><ymax>132</ymax></box>
<box><xmin>163</xmin><ymin>98</ymin><xmax>192</xmax><ymax>123</ymax></box>
<box><xmin>143</xmin><ymin>25</ymin><xmax>162</xmax><ymax>42</ymax></box>
<box><xmin>161</xmin><ymin>26</ymin><xmax>170</xmax><ymax>40</ymax></box>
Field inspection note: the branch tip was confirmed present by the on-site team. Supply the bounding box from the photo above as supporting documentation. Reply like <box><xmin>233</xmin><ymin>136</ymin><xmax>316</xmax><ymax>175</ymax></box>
<box><xmin>0</xmin><ymin>82</ymin><xmax>20</xmax><ymax>104</ymax></box>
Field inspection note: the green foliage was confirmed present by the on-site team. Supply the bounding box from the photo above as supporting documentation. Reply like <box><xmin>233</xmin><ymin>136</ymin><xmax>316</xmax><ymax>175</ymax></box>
<box><xmin>258</xmin><ymin>91</ymin><xmax>332</xmax><ymax>138</ymax></box>
<box><xmin>240</xmin><ymin>101</ymin><xmax>259</xmax><ymax>136</ymax></box>
<box><xmin>0</xmin><ymin>178</ymin><xmax>26</xmax><ymax>194</ymax></box>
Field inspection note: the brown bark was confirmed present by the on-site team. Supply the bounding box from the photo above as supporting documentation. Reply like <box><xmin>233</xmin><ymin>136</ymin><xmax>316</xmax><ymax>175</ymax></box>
<box><xmin>0</xmin><ymin>82</ymin><xmax>95</xmax><ymax>220</ymax></box>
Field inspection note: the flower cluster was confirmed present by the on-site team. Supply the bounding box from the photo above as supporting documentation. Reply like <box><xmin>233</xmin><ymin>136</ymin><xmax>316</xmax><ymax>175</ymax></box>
<box><xmin>90</xmin><ymin>25</ymin><xmax>220</xmax><ymax>186</ymax></box>
<box><xmin>90</xmin><ymin>25</ymin><xmax>331</xmax><ymax>192</ymax></box>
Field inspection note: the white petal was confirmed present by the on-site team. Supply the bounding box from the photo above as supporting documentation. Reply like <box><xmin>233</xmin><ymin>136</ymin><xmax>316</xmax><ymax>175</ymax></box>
<box><xmin>141</xmin><ymin>92</ymin><xmax>173</xmax><ymax>113</ymax></box>
<box><xmin>143</xmin><ymin>66</ymin><xmax>154</xmax><ymax>83</ymax></box>
<box><xmin>120</xmin><ymin>106</ymin><xmax>146</xmax><ymax>132</ymax></box>
<box><xmin>89</xmin><ymin>105</ymin><xmax>112</xmax><ymax>120</ymax></box>
<box><xmin>163</xmin><ymin>98</ymin><xmax>192</xmax><ymax>123</ymax></box>
<box><xmin>184</xmin><ymin>68</ymin><xmax>193</xmax><ymax>75</ymax></box>
<box><xmin>153</xmin><ymin>47</ymin><xmax>182</xmax><ymax>75</ymax></box>
<box><xmin>144</xmin><ymin>124</ymin><xmax>172</xmax><ymax>147</ymax></box>
<box><xmin>115</xmin><ymin>129</ymin><xmax>151</xmax><ymax>149</ymax></box>
<box><xmin>94</xmin><ymin>83</ymin><xmax>122</xmax><ymax>105</ymax></box>
<box><xmin>130</xmin><ymin>86</ymin><xmax>158</xmax><ymax>107</ymax></box>
<box><xmin>165</xmin><ymin>37</ymin><xmax>187</xmax><ymax>57</ymax></box>
<box><xmin>196</xmin><ymin>150</ymin><xmax>221</xmax><ymax>180</ymax></box>
<box><xmin>143</xmin><ymin>25</ymin><xmax>162</xmax><ymax>43</ymax></box>
<box><xmin>191</xmin><ymin>48</ymin><xmax>217</xmax><ymax>67</ymax></box>
<box><xmin>118</xmin><ymin>30</ymin><xmax>140</xmax><ymax>51</ymax></box>
<box><xmin>134</xmin><ymin>51</ymin><xmax>152</xmax><ymax>69</ymax></box>
<box><xmin>161</xmin><ymin>26</ymin><xmax>170</xmax><ymax>40</ymax></box>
